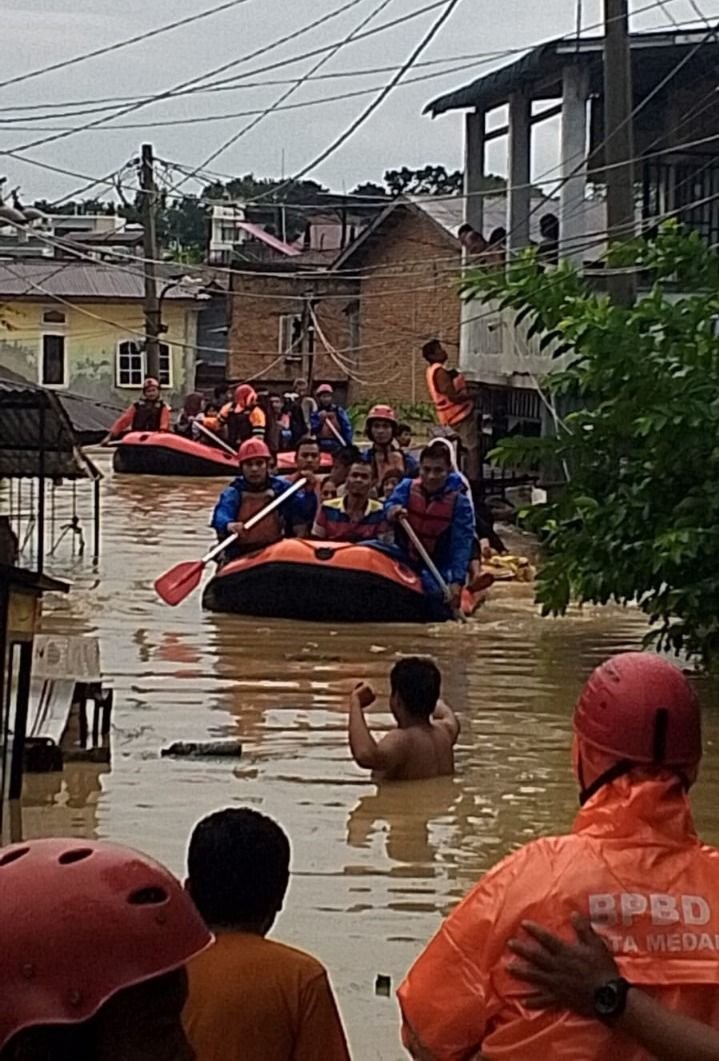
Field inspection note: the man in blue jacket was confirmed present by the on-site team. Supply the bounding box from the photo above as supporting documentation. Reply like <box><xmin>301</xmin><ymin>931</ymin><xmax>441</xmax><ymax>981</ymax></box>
<box><xmin>385</xmin><ymin>441</ymin><xmax>475</xmax><ymax>612</ymax></box>
<box><xmin>310</xmin><ymin>384</ymin><xmax>353</xmax><ymax>454</ymax></box>
<box><xmin>211</xmin><ymin>439</ymin><xmax>301</xmax><ymax>562</ymax></box>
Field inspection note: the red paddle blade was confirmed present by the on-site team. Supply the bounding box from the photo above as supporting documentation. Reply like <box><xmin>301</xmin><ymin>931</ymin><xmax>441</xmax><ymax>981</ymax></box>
<box><xmin>154</xmin><ymin>560</ymin><xmax>204</xmax><ymax>606</ymax></box>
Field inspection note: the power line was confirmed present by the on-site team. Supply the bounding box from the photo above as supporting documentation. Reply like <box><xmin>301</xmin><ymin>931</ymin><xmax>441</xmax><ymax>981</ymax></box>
<box><xmin>254</xmin><ymin>0</ymin><xmax>465</xmax><ymax>201</ymax></box>
<box><xmin>0</xmin><ymin>0</ymin><xmax>448</xmax><ymax>160</ymax></box>
<box><xmin>0</xmin><ymin>3</ymin><xmax>697</xmax><ymax>199</ymax></box>
<box><xmin>0</xmin><ymin>51</ymin><xmax>520</xmax><ymax>120</ymax></box>
<box><xmin>0</xmin><ymin>0</ymin><xmax>257</xmax><ymax>92</ymax></box>
<box><xmin>0</xmin><ymin>58</ymin><xmax>500</xmax><ymax>134</ymax></box>
<box><xmin>166</xmin><ymin>0</ymin><xmax>406</xmax><ymax>193</ymax></box>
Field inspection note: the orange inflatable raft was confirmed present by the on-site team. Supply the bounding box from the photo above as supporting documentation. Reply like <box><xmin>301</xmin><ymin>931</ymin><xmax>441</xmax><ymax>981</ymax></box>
<box><xmin>112</xmin><ymin>434</ymin><xmax>333</xmax><ymax>478</ymax></box>
<box><xmin>113</xmin><ymin>432</ymin><xmax>240</xmax><ymax>476</ymax></box>
<box><xmin>202</xmin><ymin>538</ymin><xmax>435</xmax><ymax>622</ymax></box>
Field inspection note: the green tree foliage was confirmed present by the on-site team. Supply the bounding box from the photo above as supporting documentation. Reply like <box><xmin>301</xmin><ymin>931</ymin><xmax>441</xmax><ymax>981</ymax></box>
<box><xmin>384</xmin><ymin>165</ymin><xmax>465</xmax><ymax>196</ymax></box>
<box><xmin>381</xmin><ymin>165</ymin><xmax>542</xmax><ymax>199</ymax></box>
<box><xmin>462</xmin><ymin>224</ymin><xmax>719</xmax><ymax>665</ymax></box>
<box><xmin>349</xmin><ymin>181</ymin><xmax>388</xmax><ymax>199</ymax></box>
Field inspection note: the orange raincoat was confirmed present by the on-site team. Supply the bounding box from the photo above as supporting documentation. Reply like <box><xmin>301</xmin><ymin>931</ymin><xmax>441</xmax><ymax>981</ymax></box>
<box><xmin>398</xmin><ymin>774</ymin><xmax>719</xmax><ymax>1060</ymax></box>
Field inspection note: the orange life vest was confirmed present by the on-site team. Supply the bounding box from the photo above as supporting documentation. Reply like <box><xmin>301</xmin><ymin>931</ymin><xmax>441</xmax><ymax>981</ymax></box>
<box><xmin>399</xmin><ymin>774</ymin><xmax>719</xmax><ymax>1060</ymax></box>
<box><xmin>405</xmin><ymin>480</ymin><xmax>458</xmax><ymax>562</ymax></box>
<box><xmin>426</xmin><ymin>362</ymin><xmax>473</xmax><ymax>427</ymax></box>
<box><xmin>237</xmin><ymin>488</ymin><xmax>282</xmax><ymax>548</ymax></box>
<box><xmin>318</xmin><ymin>410</ymin><xmax>341</xmax><ymax>440</ymax></box>
<box><xmin>369</xmin><ymin>445</ymin><xmax>405</xmax><ymax>485</ymax></box>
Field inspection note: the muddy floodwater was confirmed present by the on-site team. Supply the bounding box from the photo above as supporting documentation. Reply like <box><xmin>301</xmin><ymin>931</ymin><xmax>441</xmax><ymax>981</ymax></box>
<box><xmin>18</xmin><ymin>453</ymin><xmax>719</xmax><ymax>1059</ymax></box>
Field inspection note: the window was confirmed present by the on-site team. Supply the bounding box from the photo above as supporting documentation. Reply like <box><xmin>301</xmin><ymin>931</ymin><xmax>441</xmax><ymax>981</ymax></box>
<box><xmin>42</xmin><ymin>309</ymin><xmax>66</xmax><ymax>325</ymax></box>
<box><xmin>278</xmin><ymin>314</ymin><xmax>302</xmax><ymax>358</ymax></box>
<box><xmin>116</xmin><ymin>341</ymin><xmax>172</xmax><ymax>387</ymax></box>
<box><xmin>40</xmin><ymin>334</ymin><xmax>66</xmax><ymax>387</ymax></box>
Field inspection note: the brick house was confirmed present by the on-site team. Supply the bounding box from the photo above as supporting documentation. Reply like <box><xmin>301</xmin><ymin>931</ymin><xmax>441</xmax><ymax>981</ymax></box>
<box><xmin>226</xmin><ymin>200</ymin><xmax>460</xmax><ymax>407</ymax></box>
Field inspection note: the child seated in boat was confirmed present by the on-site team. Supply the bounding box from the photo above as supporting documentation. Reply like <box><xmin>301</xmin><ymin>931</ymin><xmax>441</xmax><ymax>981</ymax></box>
<box><xmin>380</xmin><ymin>469</ymin><xmax>401</xmax><ymax>501</ymax></box>
<box><xmin>193</xmin><ymin>401</ymin><xmax>222</xmax><ymax>441</ymax></box>
<box><xmin>348</xmin><ymin>658</ymin><xmax>459</xmax><ymax>781</ymax></box>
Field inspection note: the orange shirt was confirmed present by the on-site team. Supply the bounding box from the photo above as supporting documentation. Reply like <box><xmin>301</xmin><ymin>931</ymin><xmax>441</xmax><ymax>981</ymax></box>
<box><xmin>426</xmin><ymin>363</ymin><xmax>473</xmax><ymax>427</ymax></box>
<box><xmin>183</xmin><ymin>931</ymin><xmax>351</xmax><ymax>1061</ymax></box>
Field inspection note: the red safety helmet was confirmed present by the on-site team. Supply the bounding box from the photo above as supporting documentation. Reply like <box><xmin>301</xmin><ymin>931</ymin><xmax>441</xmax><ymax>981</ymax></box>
<box><xmin>316</xmin><ymin>383</ymin><xmax>333</xmax><ymax>395</ymax></box>
<box><xmin>238</xmin><ymin>437</ymin><xmax>271</xmax><ymax>462</ymax></box>
<box><xmin>365</xmin><ymin>403</ymin><xmax>398</xmax><ymax>438</ymax></box>
<box><xmin>234</xmin><ymin>384</ymin><xmax>257</xmax><ymax>408</ymax></box>
<box><xmin>142</xmin><ymin>377</ymin><xmax>160</xmax><ymax>391</ymax></box>
<box><xmin>573</xmin><ymin>652</ymin><xmax>701</xmax><ymax>768</ymax></box>
<box><xmin>0</xmin><ymin>838</ymin><xmax>211</xmax><ymax>1051</ymax></box>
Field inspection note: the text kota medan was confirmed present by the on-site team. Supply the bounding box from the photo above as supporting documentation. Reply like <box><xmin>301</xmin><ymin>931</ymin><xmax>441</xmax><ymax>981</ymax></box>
<box><xmin>589</xmin><ymin>892</ymin><xmax>718</xmax><ymax>955</ymax></box>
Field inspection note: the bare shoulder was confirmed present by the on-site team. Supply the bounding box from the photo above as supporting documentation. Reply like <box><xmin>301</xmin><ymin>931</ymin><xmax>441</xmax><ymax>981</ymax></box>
<box><xmin>376</xmin><ymin>729</ymin><xmax>411</xmax><ymax>758</ymax></box>
<box><xmin>432</xmin><ymin>700</ymin><xmax>460</xmax><ymax>742</ymax></box>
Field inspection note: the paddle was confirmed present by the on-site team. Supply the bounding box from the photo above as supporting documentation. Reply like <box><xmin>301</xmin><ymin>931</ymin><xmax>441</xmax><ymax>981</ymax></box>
<box><xmin>320</xmin><ymin>415</ymin><xmax>346</xmax><ymax>447</ymax></box>
<box><xmin>193</xmin><ymin>420</ymin><xmax>237</xmax><ymax>458</ymax></box>
<box><xmin>155</xmin><ymin>477</ymin><xmax>307</xmax><ymax>606</ymax></box>
<box><xmin>398</xmin><ymin>515</ymin><xmax>468</xmax><ymax>623</ymax></box>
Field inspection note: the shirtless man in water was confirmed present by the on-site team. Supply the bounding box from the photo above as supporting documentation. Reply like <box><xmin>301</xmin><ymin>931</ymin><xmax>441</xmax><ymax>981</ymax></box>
<box><xmin>348</xmin><ymin>658</ymin><xmax>459</xmax><ymax>781</ymax></box>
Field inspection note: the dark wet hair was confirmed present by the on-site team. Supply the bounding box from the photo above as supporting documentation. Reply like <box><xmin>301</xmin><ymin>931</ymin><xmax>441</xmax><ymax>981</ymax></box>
<box><xmin>334</xmin><ymin>445</ymin><xmax>361</xmax><ymax>467</ymax></box>
<box><xmin>397</xmin><ymin>423</ymin><xmax>411</xmax><ymax>436</ymax></box>
<box><xmin>187</xmin><ymin>808</ymin><xmax>290</xmax><ymax>928</ymax></box>
<box><xmin>457</xmin><ymin>223</ymin><xmax>474</xmax><ymax>237</ymax></box>
<box><xmin>420</xmin><ymin>441</ymin><xmax>452</xmax><ymax>466</ymax></box>
<box><xmin>390</xmin><ymin>658</ymin><xmax>441</xmax><ymax>720</ymax></box>
<box><xmin>296</xmin><ymin>435</ymin><xmax>320</xmax><ymax>452</ymax></box>
<box><xmin>422</xmin><ymin>339</ymin><xmax>443</xmax><ymax>361</ymax></box>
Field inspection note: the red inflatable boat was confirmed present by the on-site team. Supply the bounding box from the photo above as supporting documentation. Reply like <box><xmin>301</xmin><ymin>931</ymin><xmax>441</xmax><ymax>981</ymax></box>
<box><xmin>112</xmin><ymin>434</ymin><xmax>335</xmax><ymax>477</ymax></box>
<box><xmin>202</xmin><ymin>538</ymin><xmax>436</xmax><ymax>622</ymax></box>
<box><xmin>113</xmin><ymin>432</ymin><xmax>240</xmax><ymax>477</ymax></box>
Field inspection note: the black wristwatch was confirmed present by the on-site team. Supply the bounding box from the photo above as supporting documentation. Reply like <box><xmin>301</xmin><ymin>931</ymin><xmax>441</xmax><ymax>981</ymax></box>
<box><xmin>593</xmin><ymin>977</ymin><xmax>632</xmax><ymax>1022</ymax></box>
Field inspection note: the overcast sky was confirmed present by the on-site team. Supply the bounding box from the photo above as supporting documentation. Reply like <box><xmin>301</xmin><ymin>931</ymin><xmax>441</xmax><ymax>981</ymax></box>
<box><xmin>1</xmin><ymin>0</ymin><xmax>717</xmax><ymax>203</ymax></box>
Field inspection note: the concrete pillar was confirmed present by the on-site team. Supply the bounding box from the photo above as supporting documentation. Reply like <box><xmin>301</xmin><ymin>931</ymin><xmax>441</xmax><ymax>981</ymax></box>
<box><xmin>507</xmin><ymin>92</ymin><xmax>531</xmax><ymax>254</ymax></box>
<box><xmin>464</xmin><ymin>108</ymin><xmax>485</xmax><ymax>234</ymax></box>
<box><xmin>460</xmin><ymin>109</ymin><xmax>486</xmax><ymax>380</ymax></box>
<box><xmin>559</xmin><ymin>64</ymin><xmax>590</xmax><ymax>265</ymax></box>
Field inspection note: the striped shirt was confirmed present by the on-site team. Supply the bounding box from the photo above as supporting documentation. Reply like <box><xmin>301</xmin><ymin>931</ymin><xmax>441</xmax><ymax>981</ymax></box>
<box><xmin>312</xmin><ymin>496</ymin><xmax>390</xmax><ymax>543</ymax></box>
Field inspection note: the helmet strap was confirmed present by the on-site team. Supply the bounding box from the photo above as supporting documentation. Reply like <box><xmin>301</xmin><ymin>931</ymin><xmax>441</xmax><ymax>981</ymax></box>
<box><xmin>579</xmin><ymin>758</ymin><xmax>634</xmax><ymax>806</ymax></box>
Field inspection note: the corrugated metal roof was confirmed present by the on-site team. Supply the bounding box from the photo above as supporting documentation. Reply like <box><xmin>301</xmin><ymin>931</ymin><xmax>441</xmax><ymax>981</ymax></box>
<box><xmin>414</xmin><ymin>194</ymin><xmax>609</xmax><ymax>259</ymax></box>
<box><xmin>0</xmin><ymin>375</ymin><xmax>96</xmax><ymax>479</ymax></box>
<box><xmin>56</xmin><ymin>392</ymin><xmax>122</xmax><ymax>436</ymax></box>
<box><xmin>425</xmin><ymin>30</ymin><xmax>719</xmax><ymax>116</ymax></box>
<box><xmin>0</xmin><ymin>260</ymin><xmax>202</xmax><ymax>301</ymax></box>
<box><xmin>0</xmin><ymin>364</ymin><xmax>120</xmax><ymax>437</ymax></box>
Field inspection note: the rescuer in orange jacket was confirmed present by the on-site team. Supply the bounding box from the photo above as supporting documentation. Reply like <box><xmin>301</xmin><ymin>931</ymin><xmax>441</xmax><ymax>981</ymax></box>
<box><xmin>211</xmin><ymin>438</ymin><xmax>295</xmax><ymax>562</ymax></box>
<box><xmin>398</xmin><ymin>652</ymin><xmax>719</xmax><ymax>1061</ymax></box>
<box><xmin>108</xmin><ymin>377</ymin><xmax>170</xmax><ymax>438</ymax></box>
<box><xmin>218</xmin><ymin>384</ymin><xmax>266</xmax><ymax>449</ymax></box>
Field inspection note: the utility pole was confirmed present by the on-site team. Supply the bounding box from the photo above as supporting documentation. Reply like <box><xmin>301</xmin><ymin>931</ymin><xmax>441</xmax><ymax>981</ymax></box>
<box><xmin>603</xmin><ymin>0</ymin><xmax>636</xmax><ymax>305</ymax></box>
<box><xmin>140</xmin><ymin>143</ymin><xmax>161</xmax><ymax>379</ymax></box>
